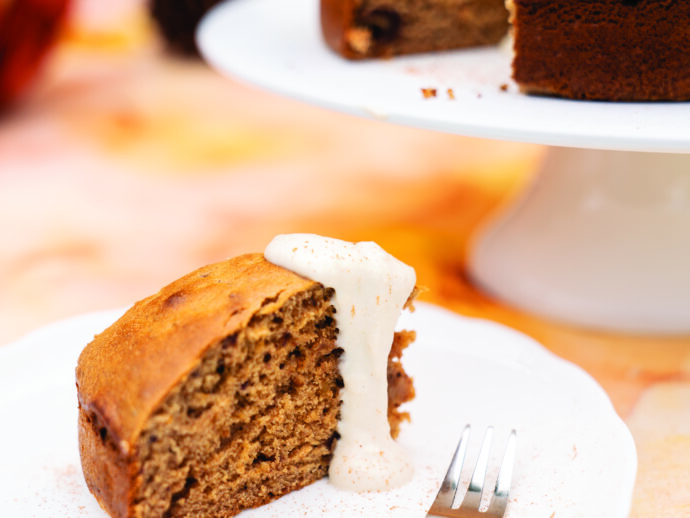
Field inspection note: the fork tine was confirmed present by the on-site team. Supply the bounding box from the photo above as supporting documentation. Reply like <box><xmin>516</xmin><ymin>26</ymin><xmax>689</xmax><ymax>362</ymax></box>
<box><xmin>429</xmin><ymin>425</ymin><xmax>471</xmax><ymax>511</ymax></box>
<box><xmin>487</xmin><ymin>429</ymin><xmax>517</xmax><ymax>516</ymax></box>
<box><xmin>461</xmin><ymin>426</ymin><xmax>494</xmax><ymax>510</ymax></box>
<box><xmin>428</xmin><ymin>426</ymin><xmax>517</xmax><ymax>518</ymax></box>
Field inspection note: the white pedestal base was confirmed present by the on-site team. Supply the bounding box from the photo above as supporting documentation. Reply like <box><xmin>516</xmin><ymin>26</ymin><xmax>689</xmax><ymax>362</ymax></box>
<box><xmin>469</xmin><ymin>147</ymin><xmax>690</xmax><ymax>334</ymax></box>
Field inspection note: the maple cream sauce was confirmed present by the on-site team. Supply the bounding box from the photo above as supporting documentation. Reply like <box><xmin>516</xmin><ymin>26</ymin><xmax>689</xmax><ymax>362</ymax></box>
<box><xmin>264</xmin><ymin>234</ymin><xmax>415</xmax><ymax>491</ymax></box>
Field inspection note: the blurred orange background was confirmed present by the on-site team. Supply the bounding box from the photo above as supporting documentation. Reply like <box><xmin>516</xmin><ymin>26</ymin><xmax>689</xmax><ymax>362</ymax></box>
<box><xmin>1</xmin><ymin>1</ymin><xmax>689</xmax><ymax>516</ymax></box>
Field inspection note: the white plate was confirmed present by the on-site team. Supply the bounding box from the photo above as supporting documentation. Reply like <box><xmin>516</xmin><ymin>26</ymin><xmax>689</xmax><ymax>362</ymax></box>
<box><xmin>0</xmin><ymin>303</ymin><xmax>635</xmax><ymax>517</ymax></box>
<box><xmin>197</xmin><ymin>0</ymin><xmax>690</xmax><ymax>153</ymax></box>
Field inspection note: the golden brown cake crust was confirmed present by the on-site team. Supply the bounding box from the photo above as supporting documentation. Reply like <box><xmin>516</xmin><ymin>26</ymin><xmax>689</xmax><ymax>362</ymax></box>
<box><xmin>321</xmin><ymin>0</ymin><xmax>508</xmax><ymax>59</ymax></box>
<box><xmin>321</xmin><ymin>0</ymin><xmax>360</xmax><ymax>58</ymax></box>
<box><xmin>511</xmin><ymin>0</ymin><xmax>690</xmax><ymax>101</ymax></box>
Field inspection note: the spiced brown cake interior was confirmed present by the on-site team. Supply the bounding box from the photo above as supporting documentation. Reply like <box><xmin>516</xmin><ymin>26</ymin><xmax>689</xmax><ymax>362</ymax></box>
<box><xmin>321</xmin><ymin>0</ymin><xmax>509</xmax><ymax>59</ymax></box>
<box><xmin>76</xmin><ymin>254</ymin><xmax>415</xmax><ymax>517</ymax></box>
<box><xmin>509</xmin><ymin>0</ymin><xmax>690</xmax><ymax>101</ymax></box>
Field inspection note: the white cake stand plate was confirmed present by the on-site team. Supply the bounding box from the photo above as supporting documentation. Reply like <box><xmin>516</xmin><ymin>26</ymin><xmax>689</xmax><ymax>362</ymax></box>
<box><xmin>198</xmin><ymin>0</ymin><xmax>690</xmax><ymax>334</ymax></box>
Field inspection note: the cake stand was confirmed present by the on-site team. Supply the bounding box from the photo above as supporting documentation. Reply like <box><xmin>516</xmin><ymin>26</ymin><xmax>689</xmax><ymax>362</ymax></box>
<box><xmin>197</xmin><ymin>0</ymin><xmax>690</xmax><ymax>335</ymax></box>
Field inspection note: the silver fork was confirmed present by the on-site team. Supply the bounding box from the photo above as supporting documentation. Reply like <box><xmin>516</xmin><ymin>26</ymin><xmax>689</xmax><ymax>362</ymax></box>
<box><xmin>427</xmin><ymin>425</ymin><xmax>517</xmax><ymax>518</ymax></box>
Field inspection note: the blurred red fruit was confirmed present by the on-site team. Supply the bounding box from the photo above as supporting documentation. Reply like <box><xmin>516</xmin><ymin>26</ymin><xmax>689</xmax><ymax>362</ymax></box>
<box><xmin>0</xmin><ymin>0</ymin><xmax>71</xmax><ymax>109</ymax></box>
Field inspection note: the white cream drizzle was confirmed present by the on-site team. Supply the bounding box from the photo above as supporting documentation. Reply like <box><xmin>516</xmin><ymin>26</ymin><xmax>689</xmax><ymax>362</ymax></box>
<box><xmin>264</xmin><ymin>233</ymin><xmax>415</xmax><ymax>491</ymax></box>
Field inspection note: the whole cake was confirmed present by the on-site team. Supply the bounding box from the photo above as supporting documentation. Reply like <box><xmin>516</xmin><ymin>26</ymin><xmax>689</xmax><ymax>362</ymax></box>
<box><xmin>321</xmin><ymin>0</ymin><xmax>690</xmax><ymax>101</ymax></box>
<box><xmin>508</xmin><ymin>0</ymin><xmax>690</xmax><ymax>101</ymax></box>
<box><xmin>321</xmin><ymin>0</ymin><xmax>509</xmax><ymax>59</ymax></box>
<box><xmin>76</xmin><ymin>236</ymin><xmax>416</xmax><ymax>517</ymax></box>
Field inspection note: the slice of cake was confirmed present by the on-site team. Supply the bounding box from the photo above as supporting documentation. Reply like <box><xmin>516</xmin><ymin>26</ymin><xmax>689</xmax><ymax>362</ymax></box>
<box><xmin>508</xmin><ymin>0</ymin><xmax>690</xmax><ymax>101</ymax></box>
<box><xmin>321</xmin><ymin>0</ymin><xmax>509</xmax><ymax>59</ymax></box>
<box><xmin>76</xmin><ymin>235</ymin><xmax>416</xmax><ymax>517</ymax></box>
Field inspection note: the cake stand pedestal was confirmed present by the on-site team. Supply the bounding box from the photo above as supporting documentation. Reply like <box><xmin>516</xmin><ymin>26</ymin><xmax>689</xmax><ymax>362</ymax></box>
<box><xmin>469</xmin><ymin>147</ymin><xmax>690</xmax><ymax>334</ymax></box>
<box><xmin>197</xmin><ymin>0</ymin><xmax>690</xmax><ymax>334</ymax></box>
